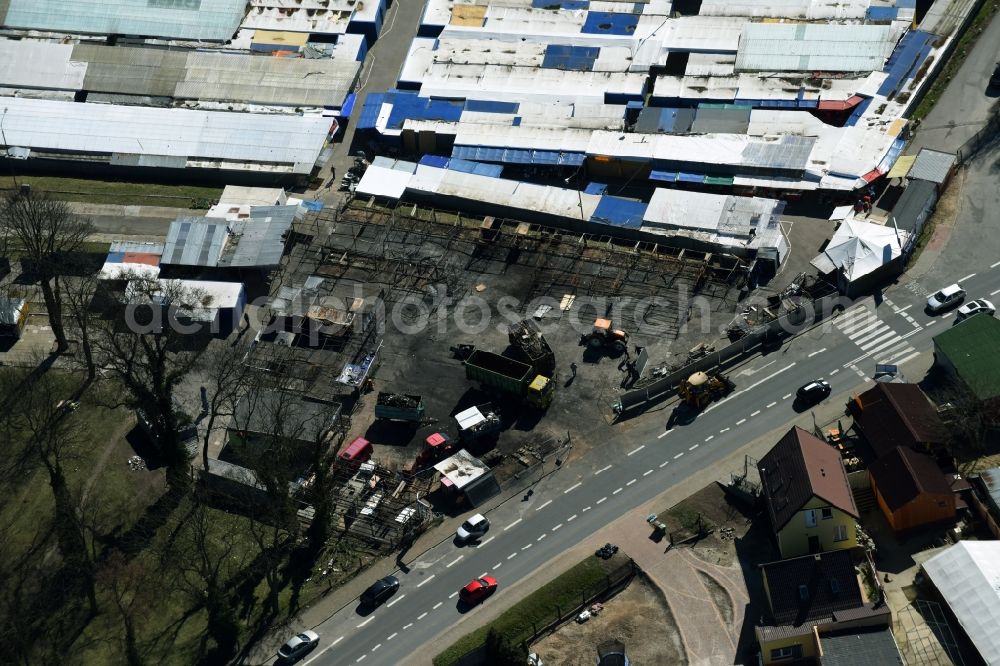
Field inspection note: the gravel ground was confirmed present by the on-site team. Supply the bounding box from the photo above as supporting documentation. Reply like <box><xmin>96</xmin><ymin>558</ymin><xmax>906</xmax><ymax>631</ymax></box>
<box><xmin>531</xmin><ymin>572</ymin><xmax>686</xmax><ymax>666</ymax></box>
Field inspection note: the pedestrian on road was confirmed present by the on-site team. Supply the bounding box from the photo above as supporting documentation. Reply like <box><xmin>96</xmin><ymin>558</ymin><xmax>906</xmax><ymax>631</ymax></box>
<box><xmin>570</xmin><ymin>362</ymin><xmax>578</xmax><ymax>377</ymax></box>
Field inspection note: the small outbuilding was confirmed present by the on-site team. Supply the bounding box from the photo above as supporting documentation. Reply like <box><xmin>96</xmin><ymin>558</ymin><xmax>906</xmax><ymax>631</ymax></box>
<box><xmin>869</xmin><ymin>446</ymin><xmax>955</xmax><ymax>533</ymax></box>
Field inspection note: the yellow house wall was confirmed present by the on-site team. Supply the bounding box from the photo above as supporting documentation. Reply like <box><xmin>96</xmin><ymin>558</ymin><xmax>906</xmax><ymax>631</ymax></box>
<box><xmin>776</xmin><ymin>496</ymin><xmax>857</xmax><ymax>558</ymax></box>
<box><xmin>759</xmin><ymin>632</ymin><xmax>818</xmax><ymax>665</ymax></box>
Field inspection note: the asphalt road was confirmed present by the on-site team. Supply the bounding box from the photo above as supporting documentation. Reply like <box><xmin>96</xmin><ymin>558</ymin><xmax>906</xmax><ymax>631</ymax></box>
<box><xmin>285</xmin><ymin>260</ymin><xmax>1000</xmax><ymax>666</ymax></box>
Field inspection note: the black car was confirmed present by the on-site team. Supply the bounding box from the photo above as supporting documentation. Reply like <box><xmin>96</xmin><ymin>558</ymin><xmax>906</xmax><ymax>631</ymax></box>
<box><xmin>360</xmin><ymin>576</ymin><xmax>399</xmax><ymax>607</ymax></box>
<box><xmin>796</xmin><ymin>380</ymin><xmax>831</xmax><ymax>403</ymax></box>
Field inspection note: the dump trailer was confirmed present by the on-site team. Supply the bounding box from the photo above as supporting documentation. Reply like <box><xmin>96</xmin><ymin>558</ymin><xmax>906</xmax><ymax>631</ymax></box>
<box><xmin>464</xmin><ymin>349</ymin><xmax>553</xmax><ymax>409</ymax></box>
<box><xmin>374</xmin><ymin>392</ymin><xmax>425</xmax><ymax>421</ymax></box>
<box><xmin>507</xmin><ymin>319</ymin><xmax>556</xmax><ymax>376</ymax></box>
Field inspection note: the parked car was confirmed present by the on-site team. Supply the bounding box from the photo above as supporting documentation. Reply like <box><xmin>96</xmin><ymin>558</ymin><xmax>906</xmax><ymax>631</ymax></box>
<box><xmin>796</xmin><ymin>380</ymin><xmax>831</xmax><ymax>404</ymax></box>
<box><xmin>456</xmin><ymin>513</ymin><xmax>490</xmax><ymax>541</ymax></box>
<box><xmin>926</xmin><ymin>284</ymin><xmax>966</xmax><ymax>313</ymax></box>
<box><xmin>277</xmin><ymin>630</ymin><xmax>320</xmax><ymax>663</ymax></box>
<box><xmin>459</xmin><ymin>575</ymin><xmax>498</xmax><ymax>604</ymax></box>
<box><xmin>955</xmin><ymin>298</ymin><xmax>995</xmax><ymax>321</ymax></box>
<box><xmin>360</xmin><ymin>576</ymin><xmax>399</xmax><ymax>607</ymax></box>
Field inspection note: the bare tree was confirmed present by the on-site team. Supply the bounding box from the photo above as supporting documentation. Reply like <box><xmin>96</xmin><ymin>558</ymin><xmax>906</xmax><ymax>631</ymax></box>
<box><xmin>0</xmin><ymin>192</ymin><xmax>94</xmax><ymax>352</ymax></box>
<box><xmin>0</xmin><ymin>366</ymin><xmax>97</xmax><ymax>616</ymax></box>
<box><xmin>196</xmin><ymin>342</ymin><xmax>253</xmax><ymax>473</ymax></box>
<box><xmin>91</xmin><ymin>275</ymin><xmax>212</xmax><ymax>494</ymax></box>
<box><xmin>62</xmin><ymin>271</ymin><xmax>102</xmax><ymax>385</ymax></box>
<box><xmin>96</xmin><ymin>552</ymin><xmax>154</xmax><ymax>666</ymax></box>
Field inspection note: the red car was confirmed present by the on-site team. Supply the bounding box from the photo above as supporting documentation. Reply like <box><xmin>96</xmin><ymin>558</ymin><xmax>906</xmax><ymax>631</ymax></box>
<box><xmin>459</xmin><ymin>575</ymin><xmax>498</xmax><ymax>604</ymax></box>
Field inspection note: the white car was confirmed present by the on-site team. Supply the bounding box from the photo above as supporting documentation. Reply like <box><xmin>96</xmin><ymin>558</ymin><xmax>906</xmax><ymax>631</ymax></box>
<box><xmin>955</xmin><ymin>298</ymin><xmax>995</xmax><ymax>321</ymax></box>
<box><xmin>926</xmin><ymin>284</ymin><xmax>966</xmax><ymax>313</ymax></box>
<box><xmin>277</xmin><ymin>630</ymin><xmax>319</xmax><ymax>663</ymax></box>
<box><xmin>456</xmin><ymin>513</ymin><xmax>490</xmax><ymax>541</ymax></box>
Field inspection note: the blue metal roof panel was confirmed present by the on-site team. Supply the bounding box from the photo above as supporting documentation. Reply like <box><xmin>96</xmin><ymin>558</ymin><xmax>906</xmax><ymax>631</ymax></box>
<box><xmin>581</xmin><ymin>11</ymin><xmax>638</xmax><ymax>36</ymax></box>
<box><xmin>878</xmin><ymin>30</ymin><xmax>936</xmax><ymax>97</ymax></box>
<box><xmin>649</xmin><ymin>170</ymin><xmax>679</xmax><ymax>182</ymax></box>
<box><xmin>584</xmin><ymin>182</ymin><xmax>608</xmax><ymax>195</ymax></box>
<box><xmin>542</xmin><ymin>44</ymin><xmax>600</xmax><ymax>71</ymax></box>
<box><xmin>419</xmin><ymin>154</ymin><xmax>451</xmax><ymax>168</ymax></box>
<box><xmin>358</xmin><ymin>93</ymin><xmax>386</xmax><ymax>129</ymax></box>
<box><xmin>866</xmin><ymin>6</ymin><xmax>898</xmax><ymax>20</ymax></box>
<box><xmin>590</xmin><ymin>195</ymin><xmax>646</xmax><ymax>229</ymax></box>
<box><xmin>677</xmin><ymin>172</ymin><xmax>706</xmax><ymax>183</ymax></box>
<box><xmin>845</xmin><ymin>97</ymin><xmax>873</xmax><ymax>126</ymax></box>
<box><xmin>451</xmin><ymin>145</ymin><xmax>585</xmax><ymax>166</ymax></box>
<box><xmin>449</xmin><ymin>158</ymin><xmax>504</xmax><ymax>177</ymax></box>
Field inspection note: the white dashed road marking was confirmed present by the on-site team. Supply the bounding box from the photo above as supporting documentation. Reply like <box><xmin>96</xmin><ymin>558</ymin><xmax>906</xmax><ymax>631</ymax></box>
<box><xmin>596</xmin><ymin>465</ymin><xmax>612</xmax><ymax>474</ymax></box>
<box><xmin>552</xmin><ymin>523</ymin><xmax>563</xmax><ymax>531</ymax></box>
<box><xmin>674</xmin><ymin>452</ymin><xmax>684</xmax><ymax>459</ymax></box>
<box><xmin>387</xmin><ymin>595</ymin><xmax>406</xmax><ymax>607</ymax></box>
<box><xmin>960</xmin><ymin>273</ymin><xmax>977</xmax><ymax>282</ymax></box>
<box><xmin>643</xmin><ymin>469</ymin><xmax>653</xmax><ymax>477</ymax></box>
<box><xmin>387</xmin><ymin>633</ymin><xmax>397</xmax><ymax>641</ymax></box>
<box><xmin>535</xmin><ymin>500</ymin><xmax>552</xmax><ymax>511</ymax></box>
<box><xmin>627</xmin><ymin>444</ymin><xmax>645</xmax><ymax>456</ymax></box>
<box><xmin>659</xmin><ymin>461</ymin><xmax>669</xmax><ymax>468</ymax></box>
<box><xmin>736</xmin><ymin>418</ymin><xmax>746</xmax><ymax>425</ymax></box>
<box><xmin>446</xmin><ymin>557</ymin><xmax>462</xmax><ymax>568</ymax></box>
<box><xmin>613</xmin><ymin>488</ymin><xmax>623</xmax><ymax>495</ymax></box>
<box><xmin>751</xmin><ymin>410</ymin><xmax>761</xmax><ymax>417</ymax></box>
<box><xmin>626</xmin><ymin>479</ymin><xmax>637</xmax><ymax>486</ymax></box>
<box><xmin>505</xmin><ymin>519</ymin><xmax>522</xmax><ymax>531</ymax></box>
<box><xmin>564</xmin><ymin>482</ymin><xmax>582</xmax><ymax>494</ymax></box>
<box><xmin>432</xmin><ymin>602</ymin><xmax>442</xmax><ymax>610</ymax></box>
<box><xmin>417</xmin><ymin>612</ymin><xmax>427</xmax><ymax>620</ymax></box>
<box><xmin>358</xmin><ymin>618</ymin><xmax>374</xmax><ymax>628</ymax></box>
<box><xmin>417</xmin><ymin>575</ymin><xmax>435</xmax><ymax>588</ymax></box>
<box><xmin>766</xmin><ymin>401</ymin><xmax>777</xmax><ymax>409</ymax></box>
<box><xmin>705</xmin><ymin>435</ymin><xmax>714</xmax><ymax>442</ymax></box>
<box><xmin>807</xmin><ymin>348</ymin><xmax>827</xmax><ymax>357</ymax></box>
<box><xmin>689</xmin><ymin>444</ymin><xmax>699</xmax><ymax>451</ymax></box>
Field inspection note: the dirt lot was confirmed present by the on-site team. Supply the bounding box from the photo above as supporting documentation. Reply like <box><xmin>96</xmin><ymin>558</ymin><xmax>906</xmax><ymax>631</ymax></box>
<box><xmin>531</xmin><ymin>573</ymin><xmax>686</xmax><ymax>666</ymax></box>
<box><xmin>657</xmin><ymin>481</ymin><xmax>770</xmax><ymax>568</ymax></box>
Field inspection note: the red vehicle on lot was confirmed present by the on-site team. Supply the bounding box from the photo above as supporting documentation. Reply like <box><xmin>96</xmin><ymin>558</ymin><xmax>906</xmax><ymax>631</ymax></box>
<box><xmin>459</xmin><ymin>575</ymin><xmax>498</xmax><ymax>604</ymax></box>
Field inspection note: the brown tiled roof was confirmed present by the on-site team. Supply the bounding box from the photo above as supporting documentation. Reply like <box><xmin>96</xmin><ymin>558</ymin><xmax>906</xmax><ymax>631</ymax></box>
<box><xmin>758</xmin><ymin>426</ymin><xmax>859</xmax><ymax>531</ymax></box>
<box><xmin>761</xmin><ymin>550</ymin><xmax>864</xmax><ymax>625</ymax></box>
<box><xmin>854</xmin><ymin>383</ymin><xmax>945</xmax><ymax>458</ymax></box>
<box><xmin>755</xmin><ymin>604</ymin><xmax>889</xmax><ymax>643</ymax></box>
<box><xmin>870</xmin><ymin>446</ymin><xmax>952</xmax><ymax>511</ymax></box>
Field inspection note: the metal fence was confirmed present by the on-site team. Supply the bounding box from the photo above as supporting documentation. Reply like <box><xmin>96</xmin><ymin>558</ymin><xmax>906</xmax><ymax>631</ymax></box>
<box><xmin>450</xmin><ymin>559</ymin><xmax>638</xmax><ymax>665</ymax></box>
<box><xmin>955</xmin><ymin>104</ymin><xmax>1000</xmax><ymax>164</ymax></box>
<box><xmin>616</xmin><ymin>291</ymin><xmax>843</xmax><ymax>415</ymax></box>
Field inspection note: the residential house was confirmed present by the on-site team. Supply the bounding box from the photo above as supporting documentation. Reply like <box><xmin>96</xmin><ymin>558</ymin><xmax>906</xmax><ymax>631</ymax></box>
<box><xmin>758</xmin><ymin>427</ymin><xmax>860</xmax><ymax>558</ymax></box>
<box><xmin>851</xmin><ymin>382</ymin><xmax>947</xmax><ymax>459</ymax></box>
<box><xmin>922</xmin><ymin>541</ymin><xmax>1000</xmax><ymax>666</ymax></box>
<box><xmin>933</xmin><ymin>314</ymin><xmax>1000</xmax><ymax>417</ymax></box>
<box><xmin>756</xmin><ymin>550</ymin><xmax>900</xmax><ymax>665</ymax></box>
<box><xmin>869</xmin><ymin>446</ymin><xmax>956</xmax><ymax>533</ymax></box>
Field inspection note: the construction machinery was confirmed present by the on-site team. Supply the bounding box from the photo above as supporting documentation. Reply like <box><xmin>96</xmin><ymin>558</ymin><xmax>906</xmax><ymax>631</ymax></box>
<box><xmin>374</xmin><ymin>392</ymin><xmax>425</xmax><ymax>422</ymax></box>
<box><xmin>464</xmin><ymin>349</ymin><xmax>553</xmax><ymax>409</ymax></box>
<box><xmin>583</xmin><ymin>318</ymin><xmax>630</xmax><ymax>351</ymax></box>
<box><xmin>677</xmin><ymin>371</ymin><xmax>735</xmax><ymax>409</ymax></box>
<box><xmin>507</xmin><ymin>319</ymin><xmax>555</xmax><ymax>376</ymax></box>
<box><xmin>413</xmin><ymin>432</ymin><xmax>458</xmax><ymax>468</ymax></box>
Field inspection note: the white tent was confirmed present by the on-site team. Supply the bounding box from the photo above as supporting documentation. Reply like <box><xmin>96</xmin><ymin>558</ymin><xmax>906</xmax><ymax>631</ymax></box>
<box><xmin>922</xmin><ymin>541</ymin><xmax>1000</xmax><ymax>665</ymax></box>
<box><xmin>811</xmin><ymin>218</ymin><xmax>910</xmax><ymax>282</ymax></box>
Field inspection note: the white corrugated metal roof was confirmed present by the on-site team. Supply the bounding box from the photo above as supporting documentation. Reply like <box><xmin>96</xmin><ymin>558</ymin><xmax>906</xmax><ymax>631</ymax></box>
<box><xmin>453</xmin><ymin>125</ymin><xmax>593</xmax><ymax>152</ymax></box>
<box><xmin>3</xmin><ymin>0</ymin><xmax>247</xmax><ymax>41</ymax></box>
<box><xmin>685</xmin><ymin>53</ymin><xmax>737</xmax><ymax>76</ymax></box>
<box><xmin>923</xmin><ymin>541</ymin><xmax>1000</xmax><ymax>665</ymax></box>
<box><xmin>699</xmin><ymin>0</ymin><xmax>870</xmax><ymax>20</ymax></box>
<box><xmin>356</xmin><ymin>164</ymin><xmax>416</xmax><ymax>199</ymax></box>
<box><xmin>588</xmin><ymin>131</ymin><xmax>815</xmax><ymax>171</ymax></box>
<box><xmin>0</xmin><ymin>97</ymin><xmax>330</xmax><ymax>171</ymax></box>
<box><xmin>0</xmin><ymin>40</ymin><xmax>87</xmax><ymax>90</ymax></box>
<box><xmin>735</xmin><ymin>23</ymin><xmax>901</xmax><ymax>72</ymax></box>
<box><xmin>419</xmin><ymin>63</ymin><xmax>646</xmax><ymax>104</ymax></box>
<box><xmin>659</xmin><ymin>16</ymin><xmax>746</xmax><ymax>52</ymax></box>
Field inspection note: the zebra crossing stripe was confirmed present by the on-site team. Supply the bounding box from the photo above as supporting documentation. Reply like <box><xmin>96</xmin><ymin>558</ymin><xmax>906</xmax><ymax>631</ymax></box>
<box><xmin>844</xmin><ymin>318</ymin><xmax>882</xmax><ymax>338</ymax></box>
<box><xmin>858</xmin><ymin>330</ymin><xmax>898</xmax><ymax>350</ymax></box>
<box><xmin>866</xmin><ymin>335</ymin><xmax>908</xmax><ymax>356</ymax></box>
<box><xmin>851</xmin><ymin>324</ymin><xmax>891</xmax><ymax>345</ymax></box>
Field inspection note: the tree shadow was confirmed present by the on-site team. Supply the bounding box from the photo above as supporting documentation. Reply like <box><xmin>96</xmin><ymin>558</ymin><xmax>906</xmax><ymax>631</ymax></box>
<box><xmin>98</xmin><ymin>488</ymin><xmax>185</xmax><ymax>557</ymax></box>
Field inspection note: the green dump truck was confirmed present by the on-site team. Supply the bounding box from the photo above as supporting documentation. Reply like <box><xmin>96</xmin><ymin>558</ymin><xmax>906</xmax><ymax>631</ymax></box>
<box><xmin>464</xmin><ymin>349</ymin><xmax>553</xmax><ymax>409</ymax></box>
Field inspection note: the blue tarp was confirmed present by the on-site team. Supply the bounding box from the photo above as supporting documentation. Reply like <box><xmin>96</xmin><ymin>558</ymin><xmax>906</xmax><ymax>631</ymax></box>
<box><xmin>584</xmin><ymin>182</ymin><xmax>608</xmax><ymax>195</ymax></box>
<box><xmin>451</xmin><ymin>145</ymin><xmax>586</xmax><ymax>166</ymax></box>
<box><xmin>649</xmin><ymin>170</ymin><xmax>678</xmax><ymax>183</ymax></box>
<box><xmin>590</xmin><ymin>195</ymin><xmax>646</xmax><ymax>230</ymax></box>
<box><xmin>465</xmin><ymin>99</ymin><xmax>519</xmax><ymax>114</ymax></box>
<box><xmin>340</xmin><ymin>93</ymin><xmax>357</xmax><ymax>119</ymax></box>
<box><xmin>845</xmin><ymin>97</ymin><xmax>873</xmax><ymax>126</ymax></box>
<box><xmin>105</xmin><ymin>251</ymin><xmax>126</xmax><ymax>263</ymax></box>
<box><xmin>542</xmin><ymin>44</ymin><xmax>600</xmax><ymax>71</ymax></box>
<box><xmin>532</xmin><ymin>0</ymin><xmax>588</xmax><ymax>8</ymax></box>
<box><xmin>866</xmin><ymin>6</ymin><xmax>898</xmax><ymax>20</ymax></box>
<box><xmin>300</xmin><ymin>200</ymin><xmax>324</xmax><ymax>212</ymax></box>
<box><xmin>878</xmin><ymin>30</ymin><xmax>936</xmax><ymax>97</ymax></box>
<box><xmin>677</xmin><ymin>172</ymin><xmax>706</xmax><ymax>183</ymax></box>
<box><xmin>386</xmin><ymin>96</ymin><xmax>462</xmax><ymax>129</ymax></box>
<box><xmin>581</xmin><ymin>11</ymin><xmax>637</xmax><ymax>35</ymax></box>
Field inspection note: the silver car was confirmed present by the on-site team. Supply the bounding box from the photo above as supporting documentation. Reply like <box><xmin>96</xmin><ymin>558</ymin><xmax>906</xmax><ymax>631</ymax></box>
<box><xmin>456</xmin><ymin>513</ymin><xmax>490</xmax><ymax>541</ymax></box>
<box><xmin>926</xmin><ymin>284</ymin><xmax>966</xmax><ymax>313</ymax></box>
<box><xmin>277</xmin><ymin>630</ymin><xmax>319</xmax><ymax>663</ymax></box>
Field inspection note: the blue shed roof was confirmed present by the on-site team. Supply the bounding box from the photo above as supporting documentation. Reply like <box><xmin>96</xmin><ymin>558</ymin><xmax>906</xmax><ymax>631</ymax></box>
<box><xmin>581</xmin><ymin>11</ymin><xmax>638</xmax><ymax>35</ymax></box>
